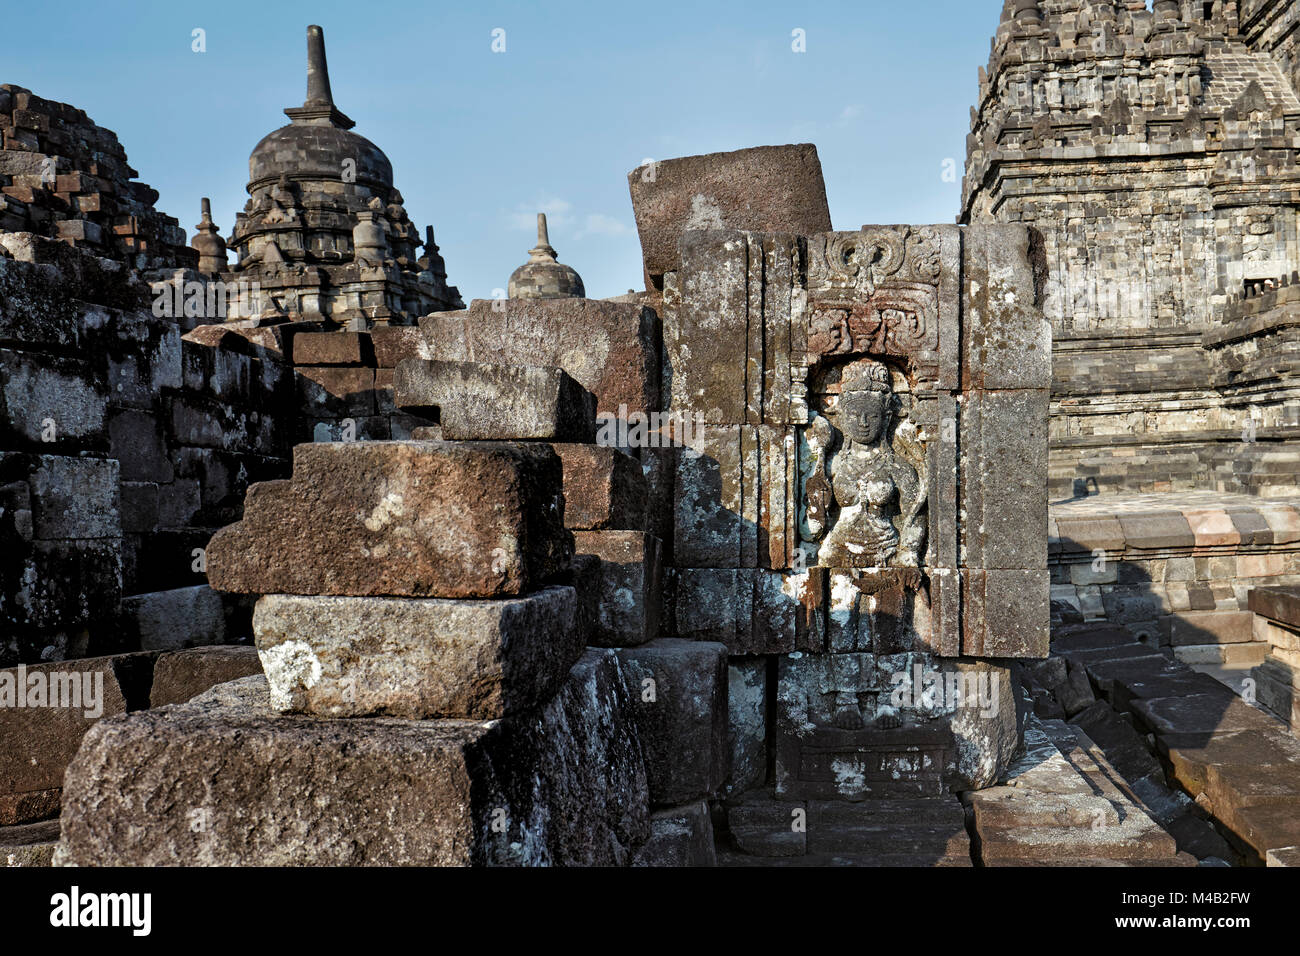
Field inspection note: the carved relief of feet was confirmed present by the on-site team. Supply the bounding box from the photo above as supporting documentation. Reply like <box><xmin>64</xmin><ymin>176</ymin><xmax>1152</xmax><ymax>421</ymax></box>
<box><xmin>832</xmin><ymin>707</ymin><xmax>865</xmax><ymax>731</ymax></box>
<box><xmin>875</xmin><ymin>709</ymin><xmax>902</xmax><ymax>730</ymax></box>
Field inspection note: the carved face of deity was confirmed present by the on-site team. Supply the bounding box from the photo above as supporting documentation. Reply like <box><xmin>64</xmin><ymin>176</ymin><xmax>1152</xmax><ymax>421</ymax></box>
<box><xmin>839</xmin><ymin>388</ymin><xmax>890</xmax><ymax>446</ymax></box>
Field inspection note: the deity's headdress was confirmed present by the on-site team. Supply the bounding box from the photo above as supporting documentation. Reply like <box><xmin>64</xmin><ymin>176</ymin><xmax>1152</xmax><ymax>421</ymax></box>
<box><xmin>840</xmin><ymin>359</ymin><xmax>893</xmax><ymax>395</ymax></box>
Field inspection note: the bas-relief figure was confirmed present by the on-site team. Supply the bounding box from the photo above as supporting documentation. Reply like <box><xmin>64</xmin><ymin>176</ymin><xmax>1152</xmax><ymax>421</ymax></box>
<box><xmin>795</xmin><ymin>355</ymin><xmax>935</xmax><ymax>737</ymax></box>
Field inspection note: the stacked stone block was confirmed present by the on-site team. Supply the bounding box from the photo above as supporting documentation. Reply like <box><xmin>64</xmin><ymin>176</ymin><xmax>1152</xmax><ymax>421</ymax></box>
<box><xmin>0</xmin><ymin>86</ymin><xmax>194</xmax><ymax>271</ymax></box>
<box><xmin>1247</xmin><ymin>585</ymin><xmax>1300</xmax><ymax>727</ymax></box>
<box><xmin>58</xmin><ymin>436</ymin><xmax>654</xmax><ymax>865</ymax></box>
<box><xmin>392</xmin><ymin>356</ymin><xmax>725</xmax><ymax>854</ymax></box>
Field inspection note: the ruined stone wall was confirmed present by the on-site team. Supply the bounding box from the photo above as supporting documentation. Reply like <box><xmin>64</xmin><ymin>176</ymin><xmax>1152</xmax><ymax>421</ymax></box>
<box><xmin>0</xmin><ymin>235</ymin><xmax>294</xmax><ymax>669</ymax></box>
<box><xmin>0</xmin><ymin>86</ymin><xmax>195</xmax><ymax>272</ymax></box>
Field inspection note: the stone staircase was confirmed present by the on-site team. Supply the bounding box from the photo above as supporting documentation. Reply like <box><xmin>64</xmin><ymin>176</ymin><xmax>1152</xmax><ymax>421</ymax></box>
<box><xmin>1052</xmin><ymin>622</ymin><xmax>1300</xmax><ymax>865</ymax></box>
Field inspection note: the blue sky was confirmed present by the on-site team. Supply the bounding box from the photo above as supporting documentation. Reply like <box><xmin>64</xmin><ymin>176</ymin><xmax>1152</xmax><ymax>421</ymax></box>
<box><xmin>3</xmin><ymin>0</ymin><xmax>1001</xmax><ymax>300</ymax></box>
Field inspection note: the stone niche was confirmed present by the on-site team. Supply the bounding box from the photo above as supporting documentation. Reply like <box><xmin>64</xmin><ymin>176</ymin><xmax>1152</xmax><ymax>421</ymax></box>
<box><xmin>664</xmin><ymin>222</ymin><xmax>1050</xmax><ymax>798</ymax></box>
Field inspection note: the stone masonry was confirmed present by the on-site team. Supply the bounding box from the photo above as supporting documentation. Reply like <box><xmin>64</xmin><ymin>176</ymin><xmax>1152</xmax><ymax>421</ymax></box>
<box><xmin>6</xmin><ymin>12</ymin><xmax>1300</xmax><ymax>869</ymax></box>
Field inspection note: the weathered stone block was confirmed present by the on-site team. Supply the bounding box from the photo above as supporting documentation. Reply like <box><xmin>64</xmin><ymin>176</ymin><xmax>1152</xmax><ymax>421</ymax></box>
<box><xmin>149</xmin><ymin>645</ymin><xmax>263</xmax><ymax>707</ymax></box>
<box><xmin>7</xmin><ymin>538</ymin><xmax>123</xmax><ymax>632</ymax></box>
<box><xmin>673</xmin><ymin>567</ymin><xmax>822</xmax><ymax>654</ymax></box>
<box><xmin>553</xmin><ymin>443</ymin><xmax>646</xmax><ymax>531</ymax></box>
<box><xmin>616</xmin><ymin>639</ymin><xmax>728</xmax><ymax>804</ymax></box>
<box><xmin>961</xmin><ymin>224</ymin><xmax>1051</xmax><ymax>390</ymax></box>
<box><xmin>960</xmin><ymin>389</ymin><xmax>1049</xmax><ymax>571</ymax></box>
<box><xmin>252</xmin><ymin>588</ymin><xmax>583</xmax><ymax>719</ymax></box>
<box><xmin>207</xmin><ymin>441</ymin><xmax>573</xmax><ymax>599</ymax></box>
<box><xmin>673</xmin><ymin>425</ymin><xmax>756</xmax><ymax>567</ymax></box>
<box><xmin>119</xmin><ymin>585</ymin><xmax>226</xmax><ymax>652</ymax></box>
<box><xmin>292</xmin><ymin>331</ymin><xmax>370</xmax><ymax>366</ymax></box>
<box><xmin>631</xmin><ymin>801</ymin><xmax>716</xmax><ymax>867</ymax></box>
<box><xmin>295</xmin><ymin>366</ymin><xmax>377</xmax><ymax>418</ymax></box>
<box><xmin>23</xmin><ymin>454</ymin><xmax>119</xmax><ymax>539</ymax></box>
<box><xmin>0</xmin><ymin>349</ymin><xmax>106</xmax><ymax>448</ymax></box>
<box><xmin>0</xmin><ymin>656</ymin><xmax>137</xmax><ymax>824</ymax></box>
<box><xmin>627</xmin><ymin>144</ymin><xmax>831</xmax><ymax>287</ymax></box>
<box><xmin>56</xmin><ymin>652</ymin><xmax>649</xmax><ymax>866</ymax></box>
<box><xmin>571</xmin><ymin>531</ymin><xmax>661</xmax><ymax>647</ymax></box>
<box><xmin>962</xmin><ymin>569</ymin><xmax>1050</xmax><ymax>658</ymax></box>
<box><xmin>395</xmin><ymin>359</ymin><xmax>597</xmax><ymax>442</ymax></box>
<box><xmin>726</xmin><ymin>790</ymin><xmax>806</xmax><ymax>857</ymax></box>
<box><xmin>420</xmin><ymin>299</ymin><xmax>659</xmax><ymax>415</ymax></box>
<box><xmin>107</xmin><ymin>407</ymin><xmax>172</xmax><ymax>483</ymax></box>
<box><xmin>775</xmin><ymin>653</ymin><xmax>1018</xmax><ymax>799</ymax></box>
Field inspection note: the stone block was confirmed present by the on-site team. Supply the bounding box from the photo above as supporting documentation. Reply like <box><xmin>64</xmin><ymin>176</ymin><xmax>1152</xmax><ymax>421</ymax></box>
<box><xmin>0</xmin><ymin>257</ymin><xmax>81</xmax><ymax>351</ymax></box>
<box><xmin>119</xmin><ymin>585</ymin><xmax>227</xmax><ymax>652</ymax></box>
<box><xmin>394</xmin><ymin>359</ymin><xmax>597</xmax><ymax>441</ymax></box>
<box><xmin>291</xmin><ymin>331</ymin><xmax>370</xmax><ymax>366</ymax></box>
<box><xmin>673</xmin><ymin>424</ymin><xmax>756</xmax><ymax>567</ymax></box>
<box><xmin>295</xmin><ymin>366</ymin><xmax>377</xmax><ymax>418</ymax></box>
<box><xmin>806</xmin><ymin>798</ymin><xmax>971</xmax><ymax>862</ymax></box>
<box><xmin>631</xmin><ymin>801</ymin><xmax>716</xmax><ymax>867</ymax></box>
<box><xmin>0</xmin><ymin>819</ymin><xmax>59</xmax><ymax>867</ymax></box>
<box><xmin>420</xmin><ymin>299</ymin><xmax>659</xmax><ymax>415</ymax></box>
<box><xmin>553</xmin><ymin>443</ymin><xmax>646</xmax><ymax>531</ymax></box>
<box><xmin>1052</xmin><ymin>516</ymin><xmax>1127</xmax><ymax>554</ymax></box>
<box><xmin>119</xmin><ymin>481</ymin><xmax>159</xmax><ymax>534</ymax></box>
<box><xmin>616</xmin><ymin>639</ymin><xmax>728</xmax><ymax>804</ymax></box>
<box><xmin>23</xmin><ymin>454</ymin><xmax>119</xmax><ymax>539</ymax></box>
<box><xmin>960</xmin><ymin>389</ymin><xmax>1049</xmax><ymax>570</ymax></box>
<box><xmin>107</xmin><ymin>407</ymin><xmax>172</xmax><ymax>483</ymax></box>
<box><xmin>1116</xmin><ymin>512</ymin><xmax>1195</xmax><ymax>550</ymax></box>
<box><xmin>571</xmin><ymin>531</ymin><xmax>661</xmax><ymax>647</ymax></box>
<box><xmin>673</xmin><ymin>568</ymin><xmax>822</xmax><ymax>654</ymax></box>
<box><xmin>149</xmin><ymin>645</ymin><xmax>263</xmax><ymax>707</ymax></box>
<box><xmin>252</xmin><ymin>588</ymin><xmax>583</xmax><ymax>720</ymax></box>
<box><xmin>56</xmin><ymin>652</ymin><xmax>649</xmax><ymax>866</ymax></box>
<box><xmin>0</xmin><ymin>349</ymin><xmax>106</xmax><ymax>449</ymax></box>
<box><xmin>369</xmin><ymin>326</ymin><xmax>431</xmax><ymax>368</ymax></box>
<box><xmin>6</xmin><ymin>538</ymin><xmax>123</xmax><ymax>632</ymax></box>
<box><xmin>1133</xmin><ymin>693</ymin><xmax>1282</xmax><ymax>746</ymax></box>
<box><xmin>627</xmin><ymin>144</ymin><xmax>831</xmax><ymax>287</ymax></box>
<box><xmin>775</xmin><ymin>654</ymin><xmax>1018</xmax><ymax>799</ymax></box>
<box><xmin>207</xmin><ymin>441</ymin><xmax>573</xmax><ymax>599</ymax></box>
<box><xmin>962</xmin><ymin>569</ymin><xmax>1050</xmax><ymax>658</ymax></box>
<box><xmin>1168</xmin><ymin>610</ymin><xmax>1254</xmax><ymax>645</ymax></box>
<box><xmin>726</xmin><ymin>790</ymin><xmax>806</xmax><ymax>857</ymax></box>
<box><xmin>0</xmin><ymin>655</ymin><xmax>140</xmax><ymax>824</ymax></box>
<box><xmin>1249</xmin><ymin>586</ymin><xmax>1300</xmax><ymax>628</ymax></box>
<box><xmin>961</xmin><ymin>224</ymin><xmax>1051</xmax><ymax>390</ymax></box>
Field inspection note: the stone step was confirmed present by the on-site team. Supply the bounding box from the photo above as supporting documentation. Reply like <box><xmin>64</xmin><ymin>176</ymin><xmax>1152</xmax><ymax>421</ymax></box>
<box><xmin>806</xmin><ymin>799</ymin><xmax>970</xmax><ymax>857</ymax></box>
<box><xmin>969</xmin><ymin>713</ymin><xmax>1182</xmax><ymax>866</ymax></box>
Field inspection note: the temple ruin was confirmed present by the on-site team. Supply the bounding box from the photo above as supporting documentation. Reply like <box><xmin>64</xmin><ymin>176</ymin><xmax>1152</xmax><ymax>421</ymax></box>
<box><xmin>5</xmin><ymin>6</ymin><xmax>1300</xmax><ymax>868</ymax></box>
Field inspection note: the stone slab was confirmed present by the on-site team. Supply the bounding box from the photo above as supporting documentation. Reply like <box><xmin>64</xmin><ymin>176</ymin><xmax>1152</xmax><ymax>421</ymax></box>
<box><xmin>420</xmin><ymin>299</ymin><xmax>659</xmax><ymax>415</ymax></box>
<box><xmin>55</xmin><ymin>651</ymin><xmax>649</xmax><ymax>866</ymax></box>
<box><xmin>207</xmin><ymin>441</ymin><xmax>573</xmax><ymax>599</ymax></box>
<box><xmin>149</xmin><ymin>645</ymin><xmax>263</xmax><ymax>707</ymax></box>
<box><xmin>616</xmin><ymin>639</ymin><xmax>728</xmax><ymax>805</ymax></box>
<box><xmin>627</xmin><ymin>144</ymin><xmax>831</xmax><ymax>287</ymax></box>
<box><xmin>252</xmin><ymin>588</ymin><xmax>583</xmax><ymax>720</ymax></box>
<box><xmin>394</xmin><ymin>359</ymin><xmax>597</xmax><ymax>442</ymax></box>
